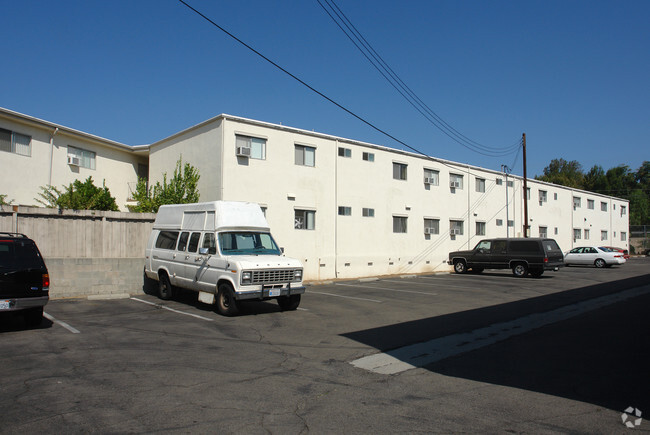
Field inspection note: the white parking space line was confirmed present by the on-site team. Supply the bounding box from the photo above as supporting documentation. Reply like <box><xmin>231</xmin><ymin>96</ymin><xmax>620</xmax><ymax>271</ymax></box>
<box><xmin>351</xmin><ymin>285</ymin><xmax>650</xmax><ymax>375</ymax></box>
<box><xmin>130</xmin><ymin>297</ymin><xmax>214</xmax><ymax>321</ymax></box>
<box><xmin>335</xmin><ymin>282</ymin><xmax>437</xmax><ymax>296</ymax></box>
<box><xmin>309</xmin><ymin>291</ymin><xmax>382</xmax><ymax>303</ymax></box>
<box><xmin>43</xmin><ymin>312</ymin><xmax>80</xmax><ymax>334</ymax></box>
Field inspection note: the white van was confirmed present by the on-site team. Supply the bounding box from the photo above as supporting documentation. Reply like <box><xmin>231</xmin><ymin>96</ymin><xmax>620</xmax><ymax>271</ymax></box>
<box><xmin>144</xmin><ymin>201</ymin><xmax>305</xmax><ymax>315</ymax></box>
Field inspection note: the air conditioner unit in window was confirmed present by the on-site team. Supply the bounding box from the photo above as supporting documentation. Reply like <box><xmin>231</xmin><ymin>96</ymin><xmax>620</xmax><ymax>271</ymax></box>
<box><xmin>450</xmin><ymin>181</ymin><xmax>460</xmax><ymax>188</ymax></box>
<box><xmin>424</xmin><ymin>227</ymin><xmax>434</xmax><ymax>234</ymax></box>
<box><xmin>236</xmin><ymin>146</ymin><xmax>251</xmax><ymax>157</ymax></box>
<box><xmin>424</xmin><ymin>177</ymin><xmax>435</xmax><ymax>185</ymax></box>
<box><xmin>450</xmin><ymin>228</ymin><xmax>461</xmax><ymax>235</ymax></box>
<box><xmin>67</xmin><ymin>155</ymin><xmax>80</xmax><ymax>166</ymax></box>
<box><xmin>539</xmin><ymin>200</ymin><xmax>543</xmax><ymax>206</ymax></box>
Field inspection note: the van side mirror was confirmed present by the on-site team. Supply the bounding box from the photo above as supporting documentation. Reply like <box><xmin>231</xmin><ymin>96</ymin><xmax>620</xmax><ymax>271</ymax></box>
<box><xmin>280</xmin><ymin>247</ymin><xmax>285</xmax><ymax>254</ymax></box>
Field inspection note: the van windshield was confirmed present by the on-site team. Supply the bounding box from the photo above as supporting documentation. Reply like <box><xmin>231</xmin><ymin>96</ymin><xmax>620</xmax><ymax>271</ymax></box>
<box><xmin>218</xmin><ymin>232</ymin><xmax>281</xmax><ymax>256</ymax></box>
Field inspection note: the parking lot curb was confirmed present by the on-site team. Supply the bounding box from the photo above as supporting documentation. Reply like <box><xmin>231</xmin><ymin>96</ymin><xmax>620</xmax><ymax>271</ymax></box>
<box><xmin>87</xmin><ymin>293</ymin><xmax>132</xmax><ymax>301</ymax></box>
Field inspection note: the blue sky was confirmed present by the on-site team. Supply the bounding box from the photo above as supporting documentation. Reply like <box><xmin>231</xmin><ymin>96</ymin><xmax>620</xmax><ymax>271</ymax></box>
<box><xmin>2</xmin><ymin>0</ymin><xmax>648</xmax><ymax>177</ymax></box>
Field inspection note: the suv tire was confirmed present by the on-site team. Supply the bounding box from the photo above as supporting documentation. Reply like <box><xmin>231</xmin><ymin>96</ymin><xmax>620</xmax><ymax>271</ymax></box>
<box><xmin>512</xmin><ymin>263</ymin><xmax>528</xmax><ymax>277</ymax></box>
<box><xmin>453</xmin><ymin>260</ymin><xmax>467</xmax><ymax>274</ymax></box>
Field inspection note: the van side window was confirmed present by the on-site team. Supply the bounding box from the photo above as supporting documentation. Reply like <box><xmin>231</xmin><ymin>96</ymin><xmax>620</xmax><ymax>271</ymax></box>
<box><xmin>177</xmin><ymin>232</ymin><xmax>189</xmax><ymax>251</ymax></box>
<box><xmin>202</xmin><ymin>233</ymin><xmax>217</xmax><ymax>255</ymax></box>
<box><xmin>509</xmin><ymin>241</ymin><xmax>541</xmax><ymax>253</ymax></box>
<box><xmin>188</xmin><ymin>232</ymin><xmax>201</xmax><ymax>253</ymax></box>
<box><xmin>492</xmin><ymin>240</ymin><xmax>507</xmax><ymax>253</ymax></box>
<box><xmin>155</xmin><ymin>231</ymin><xmax>179</xmax><ymax>250</ymax></box>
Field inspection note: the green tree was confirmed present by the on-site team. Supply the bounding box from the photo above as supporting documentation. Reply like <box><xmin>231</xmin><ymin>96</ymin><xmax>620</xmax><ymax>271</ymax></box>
<box><xmin>36</xmin><ymin>177</ymin><xmax>118</xmax><ymax>211</ymax></box>
<box><xmin>535</xmin><ymin>158</ymin><xmax>584</xmax><ymax>188</ymax></box>
<box><xmin>0</xmin><ymin>194</ymin><xmax>13</xmax><ymax>206</ymax></box>
<box><xmin>128</xmin><ymin>157</ymin><xmax>200</xmax><ymax>213</ymax></box>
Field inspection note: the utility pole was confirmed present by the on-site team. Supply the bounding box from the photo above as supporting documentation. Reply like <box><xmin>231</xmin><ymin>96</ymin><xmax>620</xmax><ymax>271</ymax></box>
<box><xmin>501</xmin><ymin>164</ymin><xmax>510</xmax><ymax>238</ymax></box>
<box><xmin>522</xmin><ymin>133</ymin><xmax>529</xmax><ymax>238</ymax></box>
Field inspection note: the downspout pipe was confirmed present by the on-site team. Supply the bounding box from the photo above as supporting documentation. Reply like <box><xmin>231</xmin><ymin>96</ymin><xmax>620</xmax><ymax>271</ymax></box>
<box><xmin>48</xmin><ymin>127</ymin><xmax>59</xmax><ymax>186</ymax></box>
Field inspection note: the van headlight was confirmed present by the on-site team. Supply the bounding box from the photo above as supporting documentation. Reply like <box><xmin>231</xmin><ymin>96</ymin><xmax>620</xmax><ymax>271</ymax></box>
<box><xmin>241</xmin><ymin>271</ymin><xmax>252</xmax><ymax>285</ymax></box>
<box><xmin>294</xmin><ymin>269</ymin><xmax>303</xmax><ymax>281</ymax></box>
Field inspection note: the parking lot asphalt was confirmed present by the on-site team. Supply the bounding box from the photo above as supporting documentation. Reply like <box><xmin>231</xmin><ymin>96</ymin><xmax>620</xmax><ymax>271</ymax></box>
<box><xmin>2</xmin><ymin>258</ymin><xmax>649</xmax><ymax>433</ymax></box>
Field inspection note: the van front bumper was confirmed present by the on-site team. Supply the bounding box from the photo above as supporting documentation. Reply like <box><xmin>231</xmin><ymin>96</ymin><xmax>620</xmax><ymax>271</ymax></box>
<box><xmin>235</xmin><ymin>284</ymin><xmax>306</xmax><ymax>300</ymax></box>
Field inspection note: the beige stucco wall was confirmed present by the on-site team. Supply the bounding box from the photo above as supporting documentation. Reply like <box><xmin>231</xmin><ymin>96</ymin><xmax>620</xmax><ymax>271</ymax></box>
<box><xmin>0</xmin><ymin>111</ymin><xmax>147</xmax><ymax>211</ymax></box>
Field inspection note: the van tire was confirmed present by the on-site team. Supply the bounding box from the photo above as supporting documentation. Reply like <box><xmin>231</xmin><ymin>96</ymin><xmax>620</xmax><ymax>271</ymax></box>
<box><xmin>512</xmin><ymin>263</ymin><xmax>528</xmax><ymax>277</ymax></box>
<box><xmin>217</xmin><ymin>283</ymin><xmax>239</xmax><ymax>316</ymax></box>
<box><xmin>158</xmin><ymin>273</ymin><xmax>174</xmax><ymax>300</ymax></box>
<box><xmin>453</xmin><ymin>260</ymin><xmax>467</xmax><ymax>274</ymax></box>
<box><xmin>278</xmin><ymin>294</ymin><xmax>301</xmax><ymax>311</ymax></box>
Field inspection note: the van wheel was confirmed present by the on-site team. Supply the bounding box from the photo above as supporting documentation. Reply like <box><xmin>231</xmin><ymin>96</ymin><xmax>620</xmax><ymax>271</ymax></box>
<box><xmin>453</xmin><ymin>260</ymin><xmax>467</xmax><ymax>274</ymax></box>
<box><xmin>217</xmin><ymin>284</ymin><xmax>240</xmax><ymax>316</ymax></box>
<box><xmin>594</xmin><ymin>258</ymin><xmax>606</xmax><ymax>268</ymax></box>
<box><xmin>512</xmin><ymin>263</ymin><xmax>528</xmax><ymax>277</ymax></box>
<box><xmin>158</xmin><ymin>273</ymin><xmax>174</xmax><ymax>300</ymax></box>
<box><xmin>23</xmin><ymin>306</ymin><xmax>43</xmax><ymax>327</ymax></box>
<box><xmin>278</xmin><ymin>294</ymin><xmax>301</xmax><ymax>311</ymax></box>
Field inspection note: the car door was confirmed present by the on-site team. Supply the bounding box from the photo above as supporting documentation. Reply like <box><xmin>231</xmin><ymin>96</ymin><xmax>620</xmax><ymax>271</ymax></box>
<box><xmin>180</xmin><ymin>232</ymin><xmax>203</xmax><ymax>290</ymax></box>
<box><xmin>490</xmin><ymin>240</ymin><xmax>509</xmax><ymax>269</ymax></box>
<box><xmin>565</xmin><ymin>247</ymin><xmax>582</xmax><ymax>265</ymax></box>
<box><xmin>472</xmin><ymin>240</ymin><xmax>492</xmax><ymax>268</ymax></box>
<box><xmin>194</xmin><ymin>232</ymin><xmax>228</xmax><ymax>292</ymax></box>
<box><xmin>583</xmin><ymin>247</ymin><xmax>598</xmax><ymax>264</ymax></box>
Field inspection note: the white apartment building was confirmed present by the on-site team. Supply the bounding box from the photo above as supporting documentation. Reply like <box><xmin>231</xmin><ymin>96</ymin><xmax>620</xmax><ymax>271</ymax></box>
<box><xmin>1</xmin><ymin>108</ymin><xmax>629</xmax><ymax>281</ymax></box>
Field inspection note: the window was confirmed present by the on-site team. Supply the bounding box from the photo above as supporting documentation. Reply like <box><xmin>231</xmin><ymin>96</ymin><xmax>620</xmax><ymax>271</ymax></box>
<box><xmin>177</xmin><ymin>232</ymin><xmax>189</xmax><ymax>251</ymax></box>
<box><xmin>393</xmin><ymin>216</ymin><xmax>408</xmax><ymax>233</ymax></box>
<box><xmin>188</xmin><ymin>232</ymin><xmax>201</xmax><ymax>252</ymax></box>
<box><xmin>202</xmin><ymin>233</ymin><xmax>216</xmax><ymax>255</ymax></box>
<box><xmin>496</xmin><ymin>219</ymin><xmax>503</xmax><ymax>226</ymax></box>
<box><xmin>601</xmin><ymin>230</ymin><xmax>608</xmax><ymax>241</ymax></box>
<box><xmin>554</xmin><ymin>227</ymin><xmax>558</xmax><ymax>235</ymax></box>
<box><xmin>621</xmin><ymin>232</ymin><xmax>627</xmax><ymax>241</ymax></box>
<box><xmin>362</xmin><ymin>208</ymin><xmax>375</xmax><ymax>217</ymax></box>
<box><xmin>506</xmin><ymin>180</ymin><xmax>514</xmax><ymax>188</ymax></box>
<box><xmin>68</xmin><ymin>146</ymin><xmax>96</xmax><ymax>169</ymax></box>
<box><xmin>393</xmin><ymin>162</ymin><xmax>407</xmax><ymax>180</ymax></box>
<box><xmin>554</xmin><ymin>193</ymin><xmax>558</xmax><ymax>200</ymax></box>
<box><xmin>424</xmin><ymin>169</ymin><xmax>439</xmax><ymax>186</ymax></box>
<box><xmin>475</xmin><ymin>178</ymin><xmax>486</xmax><ymax>193</ymax></box>
<box><xmin>295</xmin><ymin>145</ymin><xmax>315</xmax><ymax>167</ymax></box>
<box><xmin>450</xmin><ymin>174</ymin><xmax>463</xmax><ymax>189</ymax></box>
<box><xmin>0</xmin><ymin>128</ymin><xmax>31</xmax><ymax>156</ymax></box>
<box><xmin>338</xmin><ymin>206</ymin><xmax>351</xmax><ymax>216</ymax></box>
<box><xmin>573</xmin><ymin>229</ymin><xmax>581</xmax><ymax>240</ymax></box>
<box><xmin>362</xmin><ymin>152</ymin><xmax>374</xmax><ymax>162</ymax></box>
<box><xmin>621</xmin><ymin>205</ymin><xmax>627</xmax><ymax>216</ymax></box>
<box><xmin>450</xmin><ymin>220</ymin><xmax>464</xmax><ymax>235</ymax></box>
<box><xmin>601</xmin><ymin>202</ymin><xmax>608</xmax><ymax>212</ymax></box>
<box><xmin>338</xmin><ymin>147</ymin><xmax>351</xmax><ymax>158</ymax></box>
<box><xmin>587</xmin><ymin>199</ymin><xmax>595</xmax><ymax>210</ymax></box>
<box><xmin>236</xmin><ymin>135</ymin><xmax>266</xmax><ymax>159</ymax></box>
<box><xmin>155</xmin><ymin>231</ymin><xmax>179</xmax><ymax>250</ymax></box>
<box><xmin>475</xmin><ymin>221</ymin><xmax>486</xmax><ymax>236</ymax></box>
<box><xmin>424</xmin><ymin>218</ymin><xmax>439</xmax><ymax>235</ymax></box>
<box><xmin>496</xmin><ymin>178</ymin><xmax>503</xmax><ymax>186</ymax></box>
<box><xmin>539</xmin><ymin>190</ymin><xmax>547</xmax><ymax>203</ymax></box>
<box><xmin>295</xmin><ymin>210</ymin><xmax>315</xmax><ymax>230</ymax></box>
<box><xmin>539</xmin><ymin>226</ymin><xmax>547</xmax><ymax>238</ymax></box>
<box><xmin>573</xmin><ymin>197</ymin><xmax>581</xmax><ymax>209</ymax></box>
<box><xmin>507</xmin><ymin>220</ymin><xmax>514</xmax><ymax>227</ymax></box>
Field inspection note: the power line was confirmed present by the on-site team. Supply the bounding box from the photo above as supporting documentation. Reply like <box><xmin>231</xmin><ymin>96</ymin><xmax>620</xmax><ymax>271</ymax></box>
<box><xmin>317</xmin><ymin>0</ymin><xmax>520</xmax><ymax>157</ymax></box>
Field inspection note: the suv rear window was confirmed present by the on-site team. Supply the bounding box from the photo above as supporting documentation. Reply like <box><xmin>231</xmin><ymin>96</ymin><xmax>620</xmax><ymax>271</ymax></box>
<box><xmin>543</xmin><ymin>239</ymin><xmax>562</xmax><ymax>252</ymax></box>
<box><xmin>0</xmin><ymin>240</ymin><xmax>45</xmax><ymax>269</ymax></box>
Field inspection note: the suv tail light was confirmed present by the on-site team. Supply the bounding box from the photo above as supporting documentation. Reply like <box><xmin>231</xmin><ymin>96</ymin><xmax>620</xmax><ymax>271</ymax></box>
<box><xmin>42</xmin><ymin>273</ymin><xmax>50</xmax><ymax>290</ymax></box>
<box><xmin>543</xmin><ymin>257</ymin><xmax>548</xmax><ymax>263</ymax></box>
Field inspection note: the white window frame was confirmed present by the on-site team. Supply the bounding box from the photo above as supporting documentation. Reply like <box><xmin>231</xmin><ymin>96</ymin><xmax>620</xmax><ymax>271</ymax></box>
<box><xmin>450</xmin><ymin>220</ymin><xmax>464</xmax><ymax>235</ymax></box>
<box><xmin>68</xmin><ymin>145</ymin><xmax>96</xmax><ymax>170</ymax></box>
<box><xmin>362</xmin><ymin>208</ymin><xmax>375</xmax><ymax>217</ymax></box>
<box><xmin>0</xmin><ymin>128</ymin><xmax>31</xmax><ymax>157</ymax></box>
<box><xmin>424</xmin><ymin>218</ymin><xmax>439</xmax><ymax>235</ymax></box>
<box><xmin>449</xmin><ymin>173</ymin><xmax>464</xmax><ymax>189</ymax></box>
<box><xmin>573</xmin><ymin>196</ymin><xmax>581</xmax><ymax>209</ymax></box>
<box><xmin>539</xmin><ymin>190</ymin><xmax>547</xmax><ymax>203</ymax></box>
<box><xmin>295</xmin><ymin>144</ymin><xmax>315</xmax><ymax>167</ymax></box>
<box><xmin>539</xmin><ymin>226</ymin><xmax>547</xmax><ymax>238</ymax></box>
<box><xmin>362</xmin><ymin>152</ymin><xmax>374</xmax><ymax>162</ymax></box>
<box><xmin>601</xmin><ymin>202</ymin><xmax>608</xmax><ymax>212</ymax></box>
<box><xmin>294</xmin><ymin>209</ymin><xmax>315</xmax><ymax>230</ymax></box>
<box><xmin>393</xmin><ymin>162</ymin><xmax>407</xmax><ymax>181</ymax></box>
<box><xmin>601</xmin><ymin>230</ymin><xmax>608</xmax><ymax>241</ymax></box>
<box><xmin>475</xmin><ymin>178</ymin><xmax>486</xmax><ymax>193</ymax></box>
<box><xmin>338</xmin><ymin>147</ymin><xmax>351</xmax><ymax>158</ymax></box>
<box><xmin>621</xmin><ymin>231</ymin><xmax>627</xmax><ymax>241</ymax></box>
<box><xmin>393</xmin><ymin>216</ymin><xmax>408</xmax><ymax>233</ymax></box>
<box><xmin>424</xmin><ymin>168</ymin><xmax>439</xmax><ymax>186</ymax></box>
<box><xmin>475</xmin><ymin>221</ymin><xmax>486</xmax><ymax>236</ymax></box>
<box><xmin>573</xmin><ymin>228</ymin><xmax>581</xmax><ymax>240</ymax></box>
<box><xmin>236</xmin><ymin>135</ymin><xmax>266</xmax><ymax>160</ymax></box>
<box><xmin>338</xmin><ymin>206</ymin><xmax>352</xmax><ymax>216</ymax></box>
<box><xmin>587</xmin><ymin>199</ymin><xmax>595</xmax><ymax>210</ymax></box>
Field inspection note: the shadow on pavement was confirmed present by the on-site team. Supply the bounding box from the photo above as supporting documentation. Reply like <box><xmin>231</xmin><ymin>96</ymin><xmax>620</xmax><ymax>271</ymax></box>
<box><xmin>342</xmin><ymin>274</ymin><xmax>650</xmax><ymax>412</ymax></box>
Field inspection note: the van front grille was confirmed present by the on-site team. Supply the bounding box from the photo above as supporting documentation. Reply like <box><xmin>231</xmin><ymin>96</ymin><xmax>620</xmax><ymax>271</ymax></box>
<box><xmin>251</xmin><ymin>269</ymin><xmax>297</xmax><ymax>284</ymax></box>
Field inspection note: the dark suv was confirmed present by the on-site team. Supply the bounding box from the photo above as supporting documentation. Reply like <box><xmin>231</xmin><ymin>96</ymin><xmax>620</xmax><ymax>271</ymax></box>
<box><xmin>448</xmin><ymin>238</ymin><xmax>564</xmax><ymax>278</ymax></box>
<box><xmin>0</xmin><ymin>233</ymin><xmax>49</xmax><ymax>326</ymax></box>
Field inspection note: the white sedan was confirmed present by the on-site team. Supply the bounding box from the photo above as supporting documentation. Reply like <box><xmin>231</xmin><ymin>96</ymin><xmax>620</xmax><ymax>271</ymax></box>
<box><xmin>564</xmin><ymin>246</ymin><xmax>626</xmax><ymax>268</ymax></box>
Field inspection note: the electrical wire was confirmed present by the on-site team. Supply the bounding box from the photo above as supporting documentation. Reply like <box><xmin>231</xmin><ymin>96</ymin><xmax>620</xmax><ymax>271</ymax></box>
<box><xmin>317</xmin><ymin>0</ymin><xmax>520</xmax><ymax>157</ymax></box>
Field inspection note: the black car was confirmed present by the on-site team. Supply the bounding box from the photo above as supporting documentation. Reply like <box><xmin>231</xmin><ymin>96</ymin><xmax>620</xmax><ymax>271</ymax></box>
<box><xmin>0</xmin><ymin>232</ymin><xmax>49</xmax><ymax>326</ymax></box>
<box><xmin>448</xmin><ymin>237</ymin><xmax>564</xmax><ymax>278</ymax></box>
